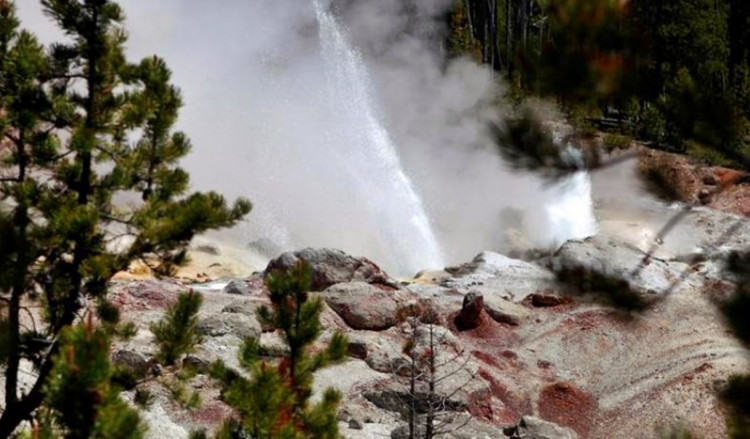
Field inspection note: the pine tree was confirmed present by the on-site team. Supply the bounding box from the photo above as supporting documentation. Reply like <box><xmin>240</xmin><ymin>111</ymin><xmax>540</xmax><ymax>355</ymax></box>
<box><xmin>39</xmin><ymin>318</ymin><xmax>144</xmax><ymax>439</ymax></box>
<box><xmin>212</xmin><ymin>261</ymin><xmax>348</xmax><ymax>439</ymax></box>
<box><xmin>0</xmin><ymin>1</ymin><xmax>251</xmax><ymax>435</ymax></box>
<box><xmin>151</xmin><ymin>291</ymin><xmax>203</xmax><ymax>366</ymax></box>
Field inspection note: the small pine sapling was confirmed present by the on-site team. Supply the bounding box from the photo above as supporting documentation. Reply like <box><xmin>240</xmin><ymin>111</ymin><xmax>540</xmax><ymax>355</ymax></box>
<box><xmin>150</xmin><ymin>291</ymin><xmax>203</xmax><ymax>366</ymax></box>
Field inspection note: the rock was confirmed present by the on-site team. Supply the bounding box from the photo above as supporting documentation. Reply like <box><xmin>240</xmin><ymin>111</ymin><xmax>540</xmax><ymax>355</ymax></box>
<box><xmin>455</xmin><ymin>292</ymin><xmax>484</xmax><ymax>330</ymax></box>
<box><xmin>698</xmin><ymin>188</ymin><xmax>712</xmax><ymax>203</ymax></box>
<box><xmin>537</xmin><ymin>382</ymin><xmax>596</xmax><ymax>437</ymax></box>
<box><xmin>112</xmin><ymin>349</ymin><xmax>150</xmax><ymax>380</ymax></box>
<box><xmin>703</xmin><ymin>174</ymin><xmax>718</xmax><ymax>186</ymax></box>
<box><xmin>445</xmin><ymin>252</ymin><xmax>559</xmax><ymax>302</ymax></box>
<box><xmin>222</xmin><ymin>280</ymin><xmax>252</xmax><ymax>295</ymax></box>
<box><xmin>365</xmin><ymin>348</ymin><xmax>411</xmax><ymax>376</ymax></box>
<box><xmin>349</xmin><ymin>419</ymin><xmax>364</xmax><ymax>430</ymax></box>
<box><xmin>524</xmin><ymin>293</ymin><xmax>571</xmax><ymax>308</ymax></box>
<box><xmin>391</xmin><ymin>425</ymin><xmax>425</xmax><ymax>439</ymax></box>
<box><xmin>196</xmin><ymin>312</ymin><xmax>261</xmax><ymax>341</ymax></box>
<box><xmin>347</xmin><ymin>339</ymin><xmax>369</xmax><ymax>360</ymax></box>
<box><xmin>413</xmin><ymin>269</ymin><xmax>452</xmax><ymax>285</ymax></box>
<box><xmin>259</xmin><ymin>331</ymin><xmax>290</xmax><ymax>357</ymax></box>
<box><xmin>322</xmin><ymin>282</ymin><xmax>400</xmax><ymax>330</ymax></box>
<box><xmin>504</xmin><ymin>416</ymin><xmax>578</xmax><ymax>439</ymax></box>
<box><xmin>265</xmin><ymin>248</ymin><xmax>396</xmax><ymax>291</ymax></box>
<box><xmin>182</xmin><ymin>355</ymin><xmax>210</xmax><ymax>373</ymax></box>
<box><xmin>221</xmin><ymin>301</ymin><xmax>256</xmax><ymax>317</ymax></box>
<box><xmin>551</xmin><ymin>236</ymin><xmax>681</xmax><ymax>308</ymax></box>
<box><xmin>483</xmin><ymin>296</ymin><xmax>531</xmax><ymax>326</ymax></box>
<box><xmin>364</xmin><ymin>360</ymin><xmax>487</xmax><ymax>415</ymax></box>
<box><xmin>193</xmin><ymin>244</ymin><xmax>220</xmax><ymax>255</ymax></box>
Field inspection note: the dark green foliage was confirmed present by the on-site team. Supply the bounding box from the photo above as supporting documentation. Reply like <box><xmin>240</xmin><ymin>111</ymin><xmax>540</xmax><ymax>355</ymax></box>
<box><xmin>215</xmin><ymin>262</ymin><xmax>348</xmax><ymax>439</ymax></box>
<box><xmin>0</xmin><ymin>0</ymin><xmax>250</xmax><ymax>435</ymax></box>
<box><xmin>722</xmin><ymin>375</ymin><xmax>750</xmax><ymax>438</ymax></box>
<box><xmin>41</xmin><ymin>321</ymin><xmax>144</xmax><ymax>439</ymax></box>
<box><xmin>658</xmin><ymin>426</ymin><xmax>697</xmax><ymax>439</ymax></box>
<box><xmin>189</xmin><ymin>429</ymin><xmax>209</xmax><ymax>439</ymax></box>
<box><xmin>602</xmin><ymin>133</ymin><xmax>632</xmax><ymax>152</ymax></box>
<box><xmin>446</xmin><ymin>1</ymin><xmax>483</xmax><ymax>62</ymax></box>
<box><xmin>491</xmin><ymin>106</ymin><xmax>590</xmax><ymax>179</ymax></box>
<box><xmin>721</xmin><ymin>252</ymin><xmax>750</xmax><ymax>346</ymax></box>
<box><xmin>720</xmin><ymin>252</ymin><xmax>750</xmax><ymax>437</ymax></box>
<box><xmin>133</xmin><ymin>388</ymin><xmax>154</xmax><ymax>410</ymax></box>
<box><xmin>453</xmin><ymin>0</ymin><xmax>750</xmax><ymax>162</ymax></box>
<box><xmin>151</xmin><ymin>291</ymin><xmax>203</xmax><ymax>365</ymax></box>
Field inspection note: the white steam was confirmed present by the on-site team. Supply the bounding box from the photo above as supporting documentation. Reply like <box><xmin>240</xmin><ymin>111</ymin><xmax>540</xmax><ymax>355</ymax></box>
<box><xmin>17</xmin><ymin>0</ymin><xmax>597</xmax><ymax>275</ymax></box>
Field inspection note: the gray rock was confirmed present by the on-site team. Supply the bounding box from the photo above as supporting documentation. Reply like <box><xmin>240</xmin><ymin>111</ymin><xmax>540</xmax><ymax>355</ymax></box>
<box><xmin>483</xmin><ymin>296</ymin><xmax>532</xmax><ymax>326</ymax></box>
<box><xmin>551</xmin><ymin>236</ymin><xmax>681</xmax><ymax>307</ymax></box>
<box><xmin>196</xmin><ymin>312</ymin><xmax>261</xmax><ymax>341</ymax></box>
<box><xmin>221</xmin><ymin>300</ymin><xmax>256</xmax><ymax>317</ymax></box>
<box><xmin>112</xmin><ymin>349</ymin><xmax>150</xmax><ymax>379</ymax></box>
<box><xmin>323</xmin><ymin>282</ymin><xmax>400</xmax><ymax>330</ymax></box>
<box><xmin>182</xmin><ymin>355</ymin><xmax>210</xmax><ymax>373</ymax></box>
<box><xmin>504</xmin><ymin>416</ymin><xmax>578</xmax><ymax>439</ymax></box>
<box><xmin>391</xmin><ymin>425</ymin><xmax>425</xmax><ymax>439</ymax></box>
<box><xmin>259</xmin><ymin>331</ymin><xmax>290</xmax><ymax>357</ymax></box>
<box><xmin>265</xmin><ymin>248</ymin><xmax>397</xmax><ymax>291</ymax></box>
<box><xmin>365</xmin><ymin>348</ymin><xmax>411</xmax><ymax>376</ymax></box>
<box><xmin>349</xmin><ymin>419</ymin><xmax>364</xmax><ymax>430</ymax></box>
<box><xmin>364</xmin><ymin>362</ymin><xmax>487</xmax><ymax>415</ymax></box>
<box><xmin>445</xmin><ymin>252</ymin><xmax>559</xmax><ymax>302</ymax></box>
<box><xmin>222</xmin><ymin>280</ymin><xmax>252</xmax><ymax>295</ymax></box>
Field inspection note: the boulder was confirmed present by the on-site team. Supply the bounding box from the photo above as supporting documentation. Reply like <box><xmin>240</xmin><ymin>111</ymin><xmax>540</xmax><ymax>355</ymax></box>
<box><xmin>483</xmin><ymin>296</ymin><xmax>532</xmax><ymax>326</ymax></box>
<box><xmin>222</xmin><ymin>279</ymin><xmax>252</xmax><ymax>295</ymax></box>
<box><xmin>455</xmin><ymin>292</ymin><xmax>484</xmax><ymax>330</ymax></box>
<box><xmin>365</xmin><ymin>348</ymin><xmax>411</xmax><ymax>376</ymax></box>
<box><xmin>504</xmin><ymin>416</ymin><xmax>578</xmax><ymax>439</ymax></box>
<box><xmin>265</xmin><ymin>248</ymin><xmax>396</xmax><ymax>291</ymax></box>
<box><xmin>112</xmin><ymin>349</ymin><xmax>150</xmax><ymax>380</ymax></box>
<box><xmin>445</xmin><ymin>252</ymin><xmax>559</xmax><ymax>302</ymax></box>
<box><xmin>322</xmin><ymin>282</ymin><xmax>400</xmax><ymax>330</ymax></box>
<box><xmin>221</xmin><ymin>300</ymin><xmax>256</xmax><ymax>317</ymax></box>
<box><xmin>182</xmin><ymin>355</ymin><xmax>211</xmax><ymax>373</ymax></box>
<box><xmin>196</xmin><ymin>312</ymin><xmax>261</xmax><ymax>341</ymax></box>
<box><xmin>550</xmin><ymin>236</ymin><xmax>681</xmax><ymax>308</ymax></box>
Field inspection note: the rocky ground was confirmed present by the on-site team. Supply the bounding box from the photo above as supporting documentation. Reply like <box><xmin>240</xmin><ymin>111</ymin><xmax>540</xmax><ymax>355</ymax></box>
<box><xmin>5</xmin><ymin>140</ymin><xmax>748</xmax><ymax>438</ymax></box>
<box><xmin>102</xmin><ymin>192</ymin><xmax>750</xmax><ymax>439</ymax></box>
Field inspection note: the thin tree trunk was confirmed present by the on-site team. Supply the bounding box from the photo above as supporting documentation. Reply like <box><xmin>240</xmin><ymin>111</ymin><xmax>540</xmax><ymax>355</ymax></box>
<box><xmin>425</xmin><ymin>325</ymin><xmax>436</xmax><ymax>439</ymax></box>
<box><xmin>5</xmin><ymin>130</ymin><xmax>29</xmax><ymax>413</ymax></box>
<box><xmin>506</xmin><ymin>0</ymin><xmax>513</xmax><ymax>74</ymax></box>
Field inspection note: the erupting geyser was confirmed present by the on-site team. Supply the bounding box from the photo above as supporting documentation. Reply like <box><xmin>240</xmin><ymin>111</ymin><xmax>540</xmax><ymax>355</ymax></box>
<box><xmin>312</xmin><ymin>0</ymin><xmax>445</xmax><ymax>274</ymax></box>
<box><xmin>543</xmin><ymin>171</ymin><xmax>598</xmax><ymax>248</ymax></box>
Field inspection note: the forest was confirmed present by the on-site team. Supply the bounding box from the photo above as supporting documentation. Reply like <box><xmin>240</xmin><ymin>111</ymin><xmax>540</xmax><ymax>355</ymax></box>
<box><xmin>450</xmin><ymin>0</ymin><xmax>750</xmax><ymax>167</ymax></box>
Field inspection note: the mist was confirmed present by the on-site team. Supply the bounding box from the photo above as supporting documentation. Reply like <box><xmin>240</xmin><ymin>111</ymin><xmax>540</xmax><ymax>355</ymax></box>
<box><xmin>16</xmin><ymin>0</ymin><xmax>593</xmax><ymax>275</ymax></box>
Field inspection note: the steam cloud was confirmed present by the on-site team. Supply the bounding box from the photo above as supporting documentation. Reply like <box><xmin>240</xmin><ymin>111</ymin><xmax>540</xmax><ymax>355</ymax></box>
<box><xmin>17</xmin><ymin>0</ymin><xmax>588</xmax><ymax>274</ymax></box>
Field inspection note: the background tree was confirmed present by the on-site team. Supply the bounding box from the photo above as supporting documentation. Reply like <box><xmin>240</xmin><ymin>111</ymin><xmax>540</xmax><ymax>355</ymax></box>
<box><xmin>448</xmin><ymin>0</ymin><xmax>750</xmax><ymax>159</ymax></box>
<box><xmin>0</xmin><ymin>0</ymin><xmax>251</xmax><ymax>435</ymax></box>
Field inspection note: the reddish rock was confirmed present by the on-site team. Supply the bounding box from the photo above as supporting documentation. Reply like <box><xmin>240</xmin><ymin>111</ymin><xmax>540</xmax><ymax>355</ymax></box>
<box><xmin>538</xmin><ymin>382</ymin><xmax>597</xmax><ymax>438</ymax></box>
<box><xmin>455</xmin><ymin>292</ymin><xmax>485</xmax><ymax>330</ymax></box>
<box><xmin>524</xmin><ymin>293</ymin><xmax>572</xmax><ymax>308</ymax></box>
